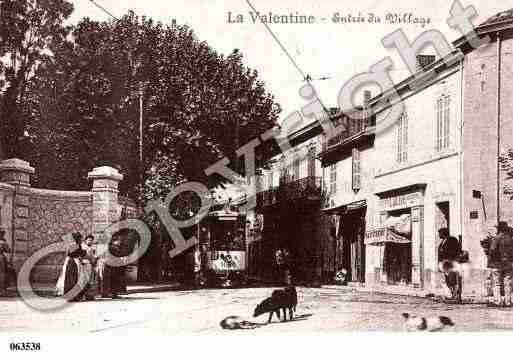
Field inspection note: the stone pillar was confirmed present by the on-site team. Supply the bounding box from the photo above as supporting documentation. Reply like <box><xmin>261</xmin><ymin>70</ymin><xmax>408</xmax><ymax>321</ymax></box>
<box><xmin>378</xmin><ymin>211</ymin><xmax>388</xmax><ymax>284</ymax></box>
<box><xmin>0</xmin><ymin>159</ymin><xmax>35</xmax><ymax>270</ymax></box>
<box><xmin>411</xmin><ymin>205</ymin><xmax>425</xmax><ymax>288</ymax></box>
<box><xmin>87</xmin><ymin>166</ymin><xmax>123</xmax><ymax>243</ymax></box>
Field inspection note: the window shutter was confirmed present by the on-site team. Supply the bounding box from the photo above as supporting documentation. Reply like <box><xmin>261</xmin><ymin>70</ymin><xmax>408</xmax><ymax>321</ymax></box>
<box><xmin>352</xmin><ymin>147</ymin><xmax>361</xmax><ymax>191</ymax></box>
<box><xmin>403</xmin><ymin>113</ymin><xmax>408</xmax><ymax>162</ymax></box>
<box><xmin>444</xmin><ymin>95</ymin><xmax>450</xmax><ymax>149</ymax></box>
<box><xmin>330</xmin><ymin>163</ymin><xmax>337</xmax><ymax>194</ymax></box>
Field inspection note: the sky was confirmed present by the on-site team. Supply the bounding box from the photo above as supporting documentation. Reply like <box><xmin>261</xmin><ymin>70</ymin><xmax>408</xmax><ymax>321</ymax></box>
<box><xmin>69</xmin><ymin>0</ymin><xmax>509</xmax><ymax>125</ymax></box>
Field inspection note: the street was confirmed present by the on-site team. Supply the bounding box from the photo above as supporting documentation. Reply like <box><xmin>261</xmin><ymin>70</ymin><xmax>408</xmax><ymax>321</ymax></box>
<box><xmin>2</xmin><ymin>287</ymin><xmax>513</xmax><ymax>333</ymax></box>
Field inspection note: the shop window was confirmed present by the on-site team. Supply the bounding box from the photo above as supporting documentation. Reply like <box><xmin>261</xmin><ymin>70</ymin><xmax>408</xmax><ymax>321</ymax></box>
<box><xmin>397</xmin><ymin>112</ymin><xmax>408</xmax><ymax>163</ymax></box>
<box><xmin>436</xmin><ymin>94</ymin><xmax>450</xmax><ymax>151</ymax></box>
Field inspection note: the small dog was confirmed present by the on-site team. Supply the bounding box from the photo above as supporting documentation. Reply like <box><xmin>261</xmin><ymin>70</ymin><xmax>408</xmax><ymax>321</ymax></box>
<box><xmin>254</xmin><ymin>286</ymin><xmax>298</xmax><ymax>323</ymax></box>
<box><xmin>219</xmin><ymin>316</ymin><xmax>260</xmax><ymax>330</ymax></box>
<box><xmin>402</xmin><ymin>313</ymin><xmax>454</xmax><ymax>332</ymax></box>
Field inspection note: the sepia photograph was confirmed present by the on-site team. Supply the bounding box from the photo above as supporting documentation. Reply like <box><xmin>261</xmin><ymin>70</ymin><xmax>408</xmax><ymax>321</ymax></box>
<box><xmin>1</xmin><ymin>0</ymin><xmax>513</xmax><ymax>356</ymax></box>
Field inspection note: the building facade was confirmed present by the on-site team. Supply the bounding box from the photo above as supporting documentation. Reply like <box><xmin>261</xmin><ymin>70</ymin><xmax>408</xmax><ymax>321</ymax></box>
<box><xmin>318</xmin><ymin>9</ymin><xmax>513</xmax><ymax>298</ymax></box>
<box><xmin>250</xmin><ymin>122</ymin><xmax>326</xmax><ymax>284</ymax></box>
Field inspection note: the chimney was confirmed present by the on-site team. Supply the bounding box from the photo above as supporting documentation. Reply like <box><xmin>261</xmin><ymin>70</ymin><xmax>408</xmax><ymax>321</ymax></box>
<box><xmin>416</xmin><ymin>54</ymin><xmax>436</xmax><ymax>72</ymax></box>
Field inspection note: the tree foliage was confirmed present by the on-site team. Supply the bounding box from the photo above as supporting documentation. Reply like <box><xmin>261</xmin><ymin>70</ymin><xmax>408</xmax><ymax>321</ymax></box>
<box><xmin>23</xmin><ymin>11</ymin><xmax>281</xmax><ymax>201</ymax></box>
<box><xmin>0</xmin><ymin>0</ymin><xmax>73</xmax><ymax>158</ymax></box>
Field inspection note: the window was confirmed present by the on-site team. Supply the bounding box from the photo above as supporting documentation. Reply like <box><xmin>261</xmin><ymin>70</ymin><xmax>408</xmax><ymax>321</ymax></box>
<box><xmin>307</xmin><ymin>148</ymin><xmax>316</xmax><ymax>178</ymax></box>
<box><xmin>322</xmin><ymin>167</ymin><xmax>327</xmax><ymax>192</ymax></box>
<box><xmin>321</xmin><ymin>134</ymin><xmax>327</xmax><ymax>152</ymax></box>
<box><xmin>256</xmin><ymin>174</ymin><xmax>263</xmax><ymax>193</ymax></box>
<box><xmin>397</xmin><ymin>112</ymin><xmax>408</xmax><ymax>163</ymax></box>
<box><xmin>330</xmin><ymin>163</ymin><xmax>337</xmax><ymax>194</ymax></box>
<box><xmin>280</xmin><ymin>157</ymin><xmax>289</xmax><ymax>182</ymax></box>
<box><xmin>436</xmin><ymin>95</ymin><xmax>450</xmax><ymax>151</ymax></box>
<box><xmin>292</xmin><ymin>155</ymin><xmax>300</xmax><ymax>181</ymax></box>
<box><xmin>267</xmin><ymin>171</ymin><xmax>274</xmax><ymax>189</ymax></box>
<box><xmin>352</xmin><ymin>148</ymin><xmax>361</xmax><ymax>191</ymax></box>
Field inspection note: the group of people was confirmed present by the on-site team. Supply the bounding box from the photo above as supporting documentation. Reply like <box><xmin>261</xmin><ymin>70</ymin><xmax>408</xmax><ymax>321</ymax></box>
<box><xmin>439</xmin><ymin>221</ymin><xmax>513</xmax><ymax>306</ymax></box>
<box><xmin>56</xmin><ymin>232</ymin><xmax>127</xmax><ymax>302</ymax></box>
<box><xmin>482</xmin><ymin>221</ymin><xmax>513</xmax><ymax>307</ymax></box>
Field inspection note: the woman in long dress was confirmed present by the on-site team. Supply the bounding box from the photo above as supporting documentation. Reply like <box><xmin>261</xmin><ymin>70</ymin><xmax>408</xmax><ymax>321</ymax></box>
<box><xmin>57</xmin><ymin>232</ymin><xmax>87</xmax><ymax>302</ymax></box>
<box><xmin>82</xmin><ymin>235</ymin><xmax>99</xmax><ymax>300</ymax></box>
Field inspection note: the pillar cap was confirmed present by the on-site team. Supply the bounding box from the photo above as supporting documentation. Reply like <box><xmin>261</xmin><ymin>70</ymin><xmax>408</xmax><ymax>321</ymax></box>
<box><xmin>0</xmin><ymin>158</ymin><xmax>35</xmax><ymax>174</ymax></box>
<box><xmin>87</xmin><ymin>166</ymin><xmax>123</xmax><ymax>182</ymax></box>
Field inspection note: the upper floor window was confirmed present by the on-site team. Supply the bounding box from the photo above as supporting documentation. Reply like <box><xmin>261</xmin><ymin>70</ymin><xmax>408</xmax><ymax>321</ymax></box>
<box><xmin>397</xmin><ymin>112</ymin><xmax>408</xmax><ymax>163</ymax></box>
<box><xmin>307</xmin><ymin>147</ymin><xmax>316</xmax><ymax>178</ymax></box>
<box><xmin>436</xmin><ymin>94</ymin><xmax>450</xmax><ymax>151</ymax></box>
<box><xmin>280</xmin><ymin>157</ymin><xmax>289</xmax><ymax>182</ymax></box>
<box><xmin>322</xmin><ymin>166</ymin><xmax>327</xmax><ymax>192</ymax></box>
<box><xmin>256</xmin><ymin>174</ymin><xmax>263</xmax><ymax>193</ymax></box>
<box><xmin>292</xmin><ymin>155</ymin><xmax>300</xmax><ymax>181</ymax></box>
<box><xmin>329</xmin><ymin>163</ymin><xmax>337</xmax><ymax>194</ymax></box>
<box><xmin>267</xmin><ymin>171</ymin><xmax>274</xmax><ymax>189</ymax></box>
<box><xmin>352</xmin><ymin>148</ymin><xmax>361</xmax><ymax>191</ymax></box>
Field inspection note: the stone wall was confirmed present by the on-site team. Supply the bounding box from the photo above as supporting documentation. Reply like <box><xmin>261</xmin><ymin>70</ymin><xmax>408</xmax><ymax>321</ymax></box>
<box><xmin>27</xmin><ymin>189</ymin><xmax>93</xmax><ymax>283</ymax></box>
<box><xmin>0</xmin><ymin>158</ymin><xmax>131</xmax><ymax>285</ymax></box>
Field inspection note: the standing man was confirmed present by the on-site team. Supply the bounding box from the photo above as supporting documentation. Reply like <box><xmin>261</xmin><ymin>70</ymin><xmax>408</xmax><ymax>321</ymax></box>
<box><xmin>488</xmin><ymin>221</ymin><xmax>513</xmax><ymax>307</ymax></box>
<box><xmin>438</xmin><ymin>228</ymin><xmax>462</xmax><ymax>302</ymax></box>
<box><xmin>0</xmin><ymin>227</ymin><xmax>12</xmax><ymax>296</ymax></box>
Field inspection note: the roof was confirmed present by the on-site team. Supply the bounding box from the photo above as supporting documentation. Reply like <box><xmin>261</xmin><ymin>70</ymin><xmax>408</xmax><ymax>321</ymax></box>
<box><xmin>261</xmin><ymin>8</ymin><xmax>513</xmax><ymax>164</ymax></box>
<box><xmin>478</xmin><ymin>9</ymin><xmax>513</xmax><ymax>28</ymax></box>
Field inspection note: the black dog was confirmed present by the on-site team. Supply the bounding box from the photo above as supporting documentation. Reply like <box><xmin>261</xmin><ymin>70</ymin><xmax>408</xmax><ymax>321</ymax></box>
<box><xmin>253</xmin><ymin>286</ymin><xmax>297</xmax><ymax>323</ymax></box>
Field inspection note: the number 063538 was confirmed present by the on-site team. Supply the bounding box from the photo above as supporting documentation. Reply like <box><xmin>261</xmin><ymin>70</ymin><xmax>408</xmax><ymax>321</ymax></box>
<box><xmin>9</xmin><ymin>342</ymin><xmax>41</xmax><ymax>351</ymax></box>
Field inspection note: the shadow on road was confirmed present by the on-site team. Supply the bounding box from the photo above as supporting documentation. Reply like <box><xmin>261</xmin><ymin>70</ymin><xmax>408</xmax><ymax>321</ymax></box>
<box><xmin>268</xmin><ymin>313</ymin><xmax>313</xmax><ymax>325</ymax></box>
<box><xmin>94</xmin><ymin>296</ymin><xmax>161</xmax><ymax>301</ymax></box>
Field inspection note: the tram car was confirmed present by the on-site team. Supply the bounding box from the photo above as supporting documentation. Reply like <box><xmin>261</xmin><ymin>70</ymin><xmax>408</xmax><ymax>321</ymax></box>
<box><xmin>199</xmin><ymin>209</ymin><xmax>247</xmax><ymax>287</ymax></box>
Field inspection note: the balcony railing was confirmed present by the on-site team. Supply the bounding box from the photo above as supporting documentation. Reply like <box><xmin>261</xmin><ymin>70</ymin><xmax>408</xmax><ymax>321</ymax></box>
<box><xmin>257</xmin><ymin>176</ymin><xmax>322</xmax><ymax>208</ymax></box>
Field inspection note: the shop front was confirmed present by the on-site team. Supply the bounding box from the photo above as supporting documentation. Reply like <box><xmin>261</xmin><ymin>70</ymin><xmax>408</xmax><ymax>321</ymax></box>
<box><xmin>365</xmin><ymin>184</ymin><xmax>426</xmax><ymax>289</ymax></box>
<box><xmin>323</xmin><ymin>200</ymin><xmax>367</xmax><ymax>284</ymax></box>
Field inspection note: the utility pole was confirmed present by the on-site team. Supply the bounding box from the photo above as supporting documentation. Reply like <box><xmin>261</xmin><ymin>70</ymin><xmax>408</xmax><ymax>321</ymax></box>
<box><xmin>235</xmin><ymin>116</ymin><xmax>240</xmax><ymax>174</ymax></box>
<box><xmin>139</xmin><ymin>84</ymin><xmax>144</xmax><ymax>187</ymax></box>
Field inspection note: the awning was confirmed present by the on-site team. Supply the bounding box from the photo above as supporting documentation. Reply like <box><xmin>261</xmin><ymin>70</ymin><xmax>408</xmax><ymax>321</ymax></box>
<box><xmin>322</xmin><ymin>200</ymin><xmax>366</xmax><ymax>215</ymax></box>
<box><xmin>365</xmin><ymin>227</ymin><xmax>411</xmax><ymax>246</ymax></box>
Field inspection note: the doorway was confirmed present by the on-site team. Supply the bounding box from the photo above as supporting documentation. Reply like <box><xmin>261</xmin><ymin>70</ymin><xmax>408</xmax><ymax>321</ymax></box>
<box><xmin>384</xmin><ymin>208</ymin><xmax>412</xmax><ymax>285</ymax></box>
<box><xmin>435</xmin><ymin>201</ymin><xmax>450</xmax><ymax>261</ymax></box>
<box><xmin>341</xmin><ymin>208</ymin><xmax>366</xmax><ymax>283</ymax></box>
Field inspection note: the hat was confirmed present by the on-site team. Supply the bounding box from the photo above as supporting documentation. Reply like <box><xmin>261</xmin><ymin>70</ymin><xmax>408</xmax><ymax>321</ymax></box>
<box><xmin>496</xmin><ymin>221</ymin><xmax>509</xmax><ymax>231</ymax></box>
<box><xmin>438</xmin><ymin>227</ymin><xmax>449</xmax><ymax>237</ymax></box>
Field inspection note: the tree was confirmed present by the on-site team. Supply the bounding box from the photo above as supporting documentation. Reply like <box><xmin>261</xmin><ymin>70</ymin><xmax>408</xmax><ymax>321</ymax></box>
<box><xmin>0</xmin><ymin>0</ymin><xmax>73</xmax><ymax>158</ymax></box>
<box><xmin>25</xmin><ymin>12</ymin><xmax>281</xmax><ymax>202</ymax></box>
